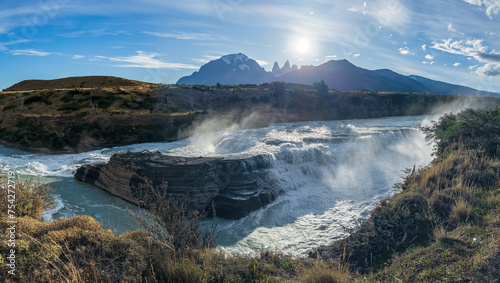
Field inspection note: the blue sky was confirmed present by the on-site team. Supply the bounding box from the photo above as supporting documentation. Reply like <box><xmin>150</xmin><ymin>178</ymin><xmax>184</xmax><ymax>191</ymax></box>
<box><xmin>1</xmin><ymin>0</ymin><xmax>500</xmax><ymax>92</ymax></box>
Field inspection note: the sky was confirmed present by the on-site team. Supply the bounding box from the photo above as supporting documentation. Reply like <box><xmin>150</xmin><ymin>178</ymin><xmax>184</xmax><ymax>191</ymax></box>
<box><xmin>1</xmin><ymin>0</ymin><xmax>500</xmax><ymax>92</ymax></box>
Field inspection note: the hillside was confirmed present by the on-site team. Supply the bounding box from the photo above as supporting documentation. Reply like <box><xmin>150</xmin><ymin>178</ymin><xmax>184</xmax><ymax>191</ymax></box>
<box><xmin>3</xmin><ymin>76</ymin><xmax>149</xmax><ymax>92</ymax></box>
<box><xmin>1</xmin><ymin>108</ymin><xmax>499</xmax><ymax>282</ymax></box>
<box><xmin>2</xmin><ymin>76</ymin><xmax>500</xmax><ymax>153</ymax></box>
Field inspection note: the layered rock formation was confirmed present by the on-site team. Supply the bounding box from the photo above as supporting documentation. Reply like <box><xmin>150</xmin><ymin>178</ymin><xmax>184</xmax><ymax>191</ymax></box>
<box><xmin>75</xmin><ymin>151</ymin><xmax>280</xmax><ymax>219</ymax></box>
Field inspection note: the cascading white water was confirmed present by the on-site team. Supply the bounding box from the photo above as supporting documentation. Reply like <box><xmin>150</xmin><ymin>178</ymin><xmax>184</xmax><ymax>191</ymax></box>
<box><xmin>0</xmin><ymin>115</ymin><xmax>434</xmax><ymax>256</ymax></box>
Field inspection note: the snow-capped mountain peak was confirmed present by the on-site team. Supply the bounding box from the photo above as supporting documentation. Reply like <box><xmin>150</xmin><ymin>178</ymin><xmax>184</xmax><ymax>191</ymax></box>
<box><xmin>177</xmin><ymin>53</ymin><xmax>272</xmax><ymax>85</ymax></box>
<box><xmin>221</xmin><ymin>53</ymin><xmax>249</xmax><ymax>65</ymax></box>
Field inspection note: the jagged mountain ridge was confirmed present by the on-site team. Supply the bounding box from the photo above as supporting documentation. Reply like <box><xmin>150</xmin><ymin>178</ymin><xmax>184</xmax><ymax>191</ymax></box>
<box><xmin>177</xmin><ymin>53</ymin><xmax>499</xmax><ymax>97</ymax></box>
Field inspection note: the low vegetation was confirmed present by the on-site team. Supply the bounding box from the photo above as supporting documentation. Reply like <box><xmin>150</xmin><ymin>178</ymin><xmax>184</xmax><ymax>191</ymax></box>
<box><xmin>0</xmin><ymin>106</ymin><xmax>499</xmax><ymax>281</ymax></box>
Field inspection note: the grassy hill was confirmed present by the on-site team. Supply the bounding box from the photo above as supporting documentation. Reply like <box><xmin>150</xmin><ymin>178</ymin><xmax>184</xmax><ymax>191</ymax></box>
<box><xmin>1</xmin><ymin>108</ymin><xmax>499</xmax><ymax>282</ymax></box>
<box><xmin>2</xmin><ymin>76</ymin><xmax>500</xmax><ymax>153</ymax></box>
<box><xmin>3</xmin><ymin>76</ymin><xmax>150</xmax><ymax>92</ymax></box>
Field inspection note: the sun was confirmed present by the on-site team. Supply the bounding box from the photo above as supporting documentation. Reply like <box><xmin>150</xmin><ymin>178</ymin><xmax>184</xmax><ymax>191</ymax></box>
<box><xmin>295</xmin><ymin>38</ymin><xmax>310</xmax><ymax>54</ymax></box>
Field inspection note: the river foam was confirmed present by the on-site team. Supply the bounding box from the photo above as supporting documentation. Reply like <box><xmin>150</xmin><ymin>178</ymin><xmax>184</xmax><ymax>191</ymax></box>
<box><xmin>0</xmin><ymin>115</ymin><xmax>434</xmax><ymax>255</ymax></box>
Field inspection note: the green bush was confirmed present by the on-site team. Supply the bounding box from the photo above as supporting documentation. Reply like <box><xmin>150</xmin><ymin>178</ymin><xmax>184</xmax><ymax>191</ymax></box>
<box><xmin>423</xmin><ymin>108</ymin><xmax>500</xmax><ymax>157</ymax></box>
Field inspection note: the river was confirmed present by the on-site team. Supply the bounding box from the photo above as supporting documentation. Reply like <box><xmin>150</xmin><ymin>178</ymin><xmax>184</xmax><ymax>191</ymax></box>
<box><xmin>0</xmin><ymin>115</ymin><xmax>435</xmax><ymax>256</ymax></box>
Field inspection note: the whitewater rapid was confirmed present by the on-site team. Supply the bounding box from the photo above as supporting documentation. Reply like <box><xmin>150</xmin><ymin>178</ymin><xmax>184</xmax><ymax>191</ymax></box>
<box><xmin>0</xmin><ymin>115</ymin><xmax>434</xmax><ymax>256</ymax></box>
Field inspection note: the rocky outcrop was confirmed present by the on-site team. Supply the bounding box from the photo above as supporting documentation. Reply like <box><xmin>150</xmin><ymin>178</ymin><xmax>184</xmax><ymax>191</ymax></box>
<box><xmin>75</xmin><ymin>151</ymin><xmax>280</xmax><ymax>219</ymax></box>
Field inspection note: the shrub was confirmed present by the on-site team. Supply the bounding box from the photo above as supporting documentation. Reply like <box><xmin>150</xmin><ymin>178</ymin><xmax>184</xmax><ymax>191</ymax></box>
<box><xmin>57</xmin><ymin>103</ymin><xmax>81</xmax><ymax>113</ymax></box>
<box><xmin>450</xmin><ymin>199</ymin><xmax>471</xmax><ymax>224</ymax></box>
<box><xmin>0</xmin><ymin>171</ymin><xmax>53</xmax><ymax>219</ymax></box>
<box><xmin>129</xmin><ymin>179</ymin><xmax>218</xmax><ymax>253</ymax></box>
<box><xmin>24</xmin><ymin>94</ymin><xmax>52</xmax><ymax>105</ymax></box>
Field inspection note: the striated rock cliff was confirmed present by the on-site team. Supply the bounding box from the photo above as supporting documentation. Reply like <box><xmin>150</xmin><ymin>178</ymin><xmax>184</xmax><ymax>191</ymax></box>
<box><xmin>75</xmin><ymin>151</ymin><xmax>281</xmax><ymax>219</ymax></box>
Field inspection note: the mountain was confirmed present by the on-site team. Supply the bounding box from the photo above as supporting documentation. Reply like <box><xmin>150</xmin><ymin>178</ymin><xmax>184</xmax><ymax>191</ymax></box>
<box><xmin>271</xmin><ymin>60</ymin><xmax>298</xmax><ymax>77</ymax></box>
<box><xmin>177</xmin><ymin>53</ymin><xmax>499</xmax><ymax>97</ymax></box>
<box><xmin>177</xmin><ymin>53</ymin><xmax>272</xmax><ymax>85</ymax></box>
<box><xmin>407</xmin><ymin>75</ymin><xmax>496</xmax><ymax>97</ymax></box>
<box><xmin>277</xmin><ymin>60</ymin><xmax>432</xmax><ymax>93</ymax></box>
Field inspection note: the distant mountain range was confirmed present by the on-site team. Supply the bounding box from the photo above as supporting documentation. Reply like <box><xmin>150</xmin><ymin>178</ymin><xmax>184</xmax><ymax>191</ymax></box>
<box><xmin>177</xmin><ymin>53</ymin><xmax>499</xmax><ymax>97</ymax></box>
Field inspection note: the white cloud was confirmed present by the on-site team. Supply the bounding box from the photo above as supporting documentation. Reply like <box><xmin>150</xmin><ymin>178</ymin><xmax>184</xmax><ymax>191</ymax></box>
<box><xmin>431</xmin><ymin>38</ymin><xmax>488</xmax><ymax>56</ymax></box>
<box><xmin>352</xmin><ymin>53</ymin><xmax>361</xmax><ymax>58</ymax></box>
<box><xmin>462</xmin><ymin>0</ymin><xmax>500</xmax><ymax>19</ymax></box>
<box><xmin>143</xmin><ymin>31</ymin><xmax>224</xmax><ymax>41</ymax></box>
<box><xmin>371</xmin><ymin>0</ymin><xmax>410</xmax><ymax>28</ymax></box>
<box><xmin>325</xmin><ymin>55</ymin><xmax>337</xmax><ymax>60</ymax></box>
<box><xmin>422</xmin><ymin>44</ymin><xmax>426</xmax><ymax>51</ymax></box>
<box><xmin>399</xmin><ymin>46</ymin><xmax>413</xmax><ymax>55</ymax></box>
<box><xmin>346</xmin><ymin>0</ymin><xmax>409</xmax><ymax>28</ymax></box>
<box><xmin>431</xmin><ymin>38</ymin><xmax>500</xmax><ymax>77</ymax></box>
<box><xmin>453</xmin><ymin>62</ymin><xmax>461</xmax><ymax>67</ymax></box>
<box><xmin>425</xmin><ymin>54</ymin><xmax>434</xmax><ymax>60</ymax></box>
<box><xmin>477</xmin><ymin>63</ymin><xmax>500</xmax><ymax>76</ymax></box>
<box><xmin>9</xmin><ymin>49</ymin><xmax>51</xmax><ymax>56</ymax></box>
<box><xmin>447</xmin><ymin>23</ymin><xmax>464</xmax><ymax>35</ymax></box>
<box><xmin>100</xmin><ymin>51</ymin><xmax>199</xmax><ymax>69</ymax></box>
<box><xmin>72</xmin><ymin>55</ymin><xmax>85</xmax><ymax>59</ymax></box>
<box><xmin>191</xmin><ymin>55</ymin><xmax>221</xmax><ymax>64</ymax></box>
<box><xmin>422</xmin><ymin>61</ymin><xmax>435</xmax><ymax>65</ymax></box>
<box><xmin>0</xmin><ymin>39</ymin><xmax>32</xmax><ymax>51</ymax></box>
<box><xmin>59</xmin><ymin>29</ymin><xmax>128</xmax><ymax>38</ymax></box>
<box><xmin>256</xmin><ymin>59</ymin><xmax>269</xmax><ymax>66</ymax></box>
<box><xmin>448</xmin><ymin>23</ymin><xmax>457</xmax><ymax>32</ymax></box>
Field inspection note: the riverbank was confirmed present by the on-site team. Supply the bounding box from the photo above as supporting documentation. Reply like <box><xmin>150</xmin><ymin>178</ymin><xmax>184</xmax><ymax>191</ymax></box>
<box><xmin>3</xmin><ymin>76</ymin><xmax>500</xmax><ymax>154</ymax></box>
<box><xmin>0</xmin><ymin>108</ymin><xmax>498</xmax><ymax>282</ymax></box>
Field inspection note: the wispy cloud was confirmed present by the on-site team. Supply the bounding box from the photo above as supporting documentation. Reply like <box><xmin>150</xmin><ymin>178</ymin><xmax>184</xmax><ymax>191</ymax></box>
<box><xmin>447</xmin><ymin>23</ymin><xmax>464</xmax><ymax>35</ymax></box>
<box><xmin>143</xmin><ymin>31</ymin><xmax>225</xmax><ymax>41</ymax></box>
<box><xmin>9</xmin><ymin>49</ymin><xmax>51</xmax><ymax>56</ymax></box>
<box><xmin>448</xmin><ymin>23</ymin><xmax>457</xmax><ymax>32</ymax></box>
<box><xmin>256</xmin><ymin>59</ymin><xmax>269</xmax><ymax>66</ymax></box>
<box><xmin>425</xmin><ymin>54</ymin><xmax>434</xmax><ymax>60</ymax></box>
<box><xmin>346</xmin><ymin>0</ymin><xmax>408</xmax><ymax>29</ymax></box>
<box><xmin>0</xmin><ymin>39</ymin><xmax>32</xmax><ymax>51</ymax></box>
<box><xmin>59</xmin><ymin>28</ymin><xmax>129</xmax><ymax>38</ymax></box>
<box><xmin>431</xmin><ymin>38</ymin><xmax>488</xmax><ymax>56</ymax></box>
<box><xmin>191</xmin><ymin>55</ymin><xmax>221</xmax><ymax>64</ymax></box>
<box><xmin>462</xmin><ymin>0</ymin><xmax>500</xmax><ymax>19</ymax></box>
<box><xmin>72</xmin><ymin>55</ymin><xmax>85</xmax><ymax>59</ymax></box>
<box><xmin>453</xmin><ymin>62</ymin><xmax>462</xmax><ymax>67</ymax></box>
<box><xmin>97</xmin><ymin>51</ymin><xmax>199</xmax><ymax>69</ymax></box>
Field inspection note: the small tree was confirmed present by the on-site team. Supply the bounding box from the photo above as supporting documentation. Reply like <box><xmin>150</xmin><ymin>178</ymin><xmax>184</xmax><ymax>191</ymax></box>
<box><xmin>313</xmin><ymin>80</ymin><xmax>329</xmax><ymax>96</ymax></box>
<box><xmin>17</xmin><ymin>93</ymin><xmax>25</xmax><ymax>111</ymax></box>
<box><xmin>129</xmin><ymin>178</ymin><xmax>218</xmax><ymax>255</ymax></box>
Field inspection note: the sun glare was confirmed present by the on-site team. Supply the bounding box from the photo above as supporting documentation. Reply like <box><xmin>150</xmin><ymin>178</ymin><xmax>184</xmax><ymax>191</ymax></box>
<box><xmin>295</xmin><ymin>38</ymin><xmax>310</xmax><ymax>54</ymax></box>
